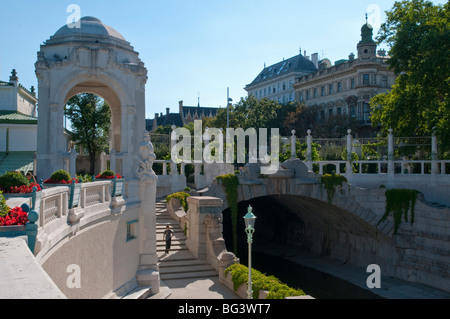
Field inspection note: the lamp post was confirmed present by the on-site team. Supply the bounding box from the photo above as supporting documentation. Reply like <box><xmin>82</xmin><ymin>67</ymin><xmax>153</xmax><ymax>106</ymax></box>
<box><xmin>244</xmin><ymin>205</ymin><xmax>257</xmax><ymax>299</ymax></box>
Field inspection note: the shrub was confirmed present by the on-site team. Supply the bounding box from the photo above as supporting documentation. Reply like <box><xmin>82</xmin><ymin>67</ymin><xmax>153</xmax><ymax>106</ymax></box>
<box><xmin>224</xmin><ymin>263</ymin><xmax>305</xmax><ymax>299</ymax></box>
<box><xmin>96</xmin><ymin>170</ymin><xmax>122</xmax><ymax>179</ymax></box>
<box><xmin>0</xmin><ymin>191</ymin><xmax>10</xmax><ymax>217</ymax></box>
<box><xmin>49</xmin><ymin>170</ymin><xmax>71</xmax><ymax>183</ymax></box>
<box><xmin>0</xmin><ymin>172</ymin><xmax>30</xmax><ymax>192</ymax></box>
<box><xmin>166</xmin><ymin>192</ymin><xmax>190</xmax><ymax>211</ymax></box>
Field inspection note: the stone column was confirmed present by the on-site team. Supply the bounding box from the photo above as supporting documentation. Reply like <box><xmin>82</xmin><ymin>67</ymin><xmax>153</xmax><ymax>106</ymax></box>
<box><xmin>431</xmin><ymin>133</ymin><xmax>438</xmax><ymax>175</ymax></box>
<box><xmin>290</xmin><ymin>130</ymin><xmax>296</xmax><ymax>159</ymax></box>
<box><xmin>185</xmin><ymin>196</ymin><xmax>223</xmax><ymax>260</ymax></box>
<box><xmin>346</xmin><ymin>129</ymin><xmax>353</xmax><ymax>179</ymax></box>
<box><xmin>69</xmin><ymin>147</ymin><xmax>77</xmax><ymax>178</ymax></box>
<box><xmin>135</xmin><ymin>134</ymin><xmax>160</xmax><ymax>293</ymax></box>
<box><xmin>306</xmin><ymin>130</ymin><xmax>312</xmax><ymax>171</ymax></box>
<box><xmin>387</xmin><ymin>129</ymin><xmax>395</xmax><ymax>187</ymax></box>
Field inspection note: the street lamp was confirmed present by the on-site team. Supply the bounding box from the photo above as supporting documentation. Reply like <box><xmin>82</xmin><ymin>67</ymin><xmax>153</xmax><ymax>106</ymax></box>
<box><xmin>244</xmin><ymin>205</ymin><xmax>257</xmax><ymax>299</ymax></box>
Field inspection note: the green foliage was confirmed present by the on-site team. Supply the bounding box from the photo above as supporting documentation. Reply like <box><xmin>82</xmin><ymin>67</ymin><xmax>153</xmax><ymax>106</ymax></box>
<box><xmin>0</xmin><ymin>171</ymin><xmax>30</xmax><ymax>191</ymax></box>
<box><xmin>378</xmin><ymin>189</ymin><xmax>419</xmax><ymax>234</ymax></box>
<box><xmin>371</xmin><ymin>0</ymin><xmax>450</xmax><ymax>153</ymax></box>
<box><xmin>216</xmin><ymin>174</ymin><xmax>239</xmax><ymax>255</ymax></box>
<box><xmin>224</xmin><ymin>263</ymin><xmax>305</xmax><ymax>299</ymax></box>
<box><xmin>0</xmin><ymin>191</ymin><xmax>10</xmax><ymax>217</ymax></box>
<box><xmin>166</xmin><ymin>192</ymin><xmax>190</xmax><ymax>211</ymax></box>
<box><xmin>50</xmin><ymin>170</ymin><xmax>71</xmax><ymax>182</ymax></box>
<box><xmin>76</xmin><ymin>174</ymin><xmax>93</xmax><ymax>183</ymax></box>
<box><xmin>320</xmin><ymin>171</ymin><xmax>347</xmax><ymax>204</ymax></box>
<box><xmin>98</xmin><ymin>170</ymin><xmax>115</xmax><ymax>177</ymax></box>
<box><xmin>65</xmin><ymin>93</ymin><xmax>111</xmax><ymax>175</ymax></box>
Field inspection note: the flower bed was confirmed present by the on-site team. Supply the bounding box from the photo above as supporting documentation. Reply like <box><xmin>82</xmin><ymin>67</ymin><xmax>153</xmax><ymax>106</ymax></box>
<box><xmin>0</xmin><ymin>206</ymin><xmax>28</xmax><ymax>226</ymax></box>
<box><xmin>95</xmin><ymin>170</ymin><xmax>122</xmax><ymax>180</ymax></box>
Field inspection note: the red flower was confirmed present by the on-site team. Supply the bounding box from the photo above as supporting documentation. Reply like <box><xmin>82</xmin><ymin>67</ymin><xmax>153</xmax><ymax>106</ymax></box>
<box><xmin>43</xmin><ymin>178</ymin><xmax>79</xmax><ymax>184</ymax></box>
<box><xmin>95</xmin><ymin>174</ymin><xmax>122</xmax><ymax>179</ymax></box>
<box><xmin>0</xmin><ymin>206</ymin><xmax>28</xmax><ymax>226</ymax></box>
<box><xmin>2</xmin><ymin>183</ymin><xmax>41</xmax><ymax>194</ymax></box>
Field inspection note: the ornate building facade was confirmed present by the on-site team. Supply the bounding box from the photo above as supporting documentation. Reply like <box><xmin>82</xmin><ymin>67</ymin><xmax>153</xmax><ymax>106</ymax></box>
<box><xmin>292</xmin><ymin>20</ymin><xmax>397</xmax><ymax>136</ymax></box>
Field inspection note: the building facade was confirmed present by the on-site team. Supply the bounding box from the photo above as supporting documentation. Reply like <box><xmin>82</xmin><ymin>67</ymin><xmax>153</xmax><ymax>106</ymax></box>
<box><xmin>292</xmin><ymin>21</ymin><xmax>396</xmax><ymax>136</ymax></box>
<box><xmin>0</xmin><ymin>69</ymin><xmax>38</xmax><ymax>174</ymax></box>
<box><xmin>244</xmin><ymin>52</ymin><xmax>318</xmax><ymax>104</ymax></box>
<box><xmin>147</xmin><ymin>100</ymin><xmax>218</xmax><ymax>131</ymax></box>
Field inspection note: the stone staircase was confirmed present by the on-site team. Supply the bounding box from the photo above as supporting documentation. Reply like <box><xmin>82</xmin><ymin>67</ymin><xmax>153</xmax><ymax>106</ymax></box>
<box><xmin>156</xmin><ymin>200</ymin><xmax>218</xmax><ymax>281</ymax></box>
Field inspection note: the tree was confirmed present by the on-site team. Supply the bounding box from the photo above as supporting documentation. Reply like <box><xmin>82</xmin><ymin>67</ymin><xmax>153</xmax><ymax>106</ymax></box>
<box><xmin>65</xmin><ymin>93</ymin><xmax>111</xmax><ymax>175</ymax></box>
<box><xmin>370</xmin><ymin>0</ymin><xmax>449</xmax><ymax>153</ymax></box>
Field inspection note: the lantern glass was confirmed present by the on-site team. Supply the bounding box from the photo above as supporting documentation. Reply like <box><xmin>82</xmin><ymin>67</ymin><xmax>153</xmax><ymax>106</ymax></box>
<box><xmin>243</xmin><ymin>206</ymin><xmax>257</xmax><ymax>229</ymax></box>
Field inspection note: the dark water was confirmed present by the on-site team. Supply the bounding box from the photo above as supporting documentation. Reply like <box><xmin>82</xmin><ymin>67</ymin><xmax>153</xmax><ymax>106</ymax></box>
<box><xmin>234</xmin><ymin>246</ymin><xmax>383</xmax><ymax>299</ymax></box>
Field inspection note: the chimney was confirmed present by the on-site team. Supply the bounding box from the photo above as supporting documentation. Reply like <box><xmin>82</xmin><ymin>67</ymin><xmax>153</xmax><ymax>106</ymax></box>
<box><xmin>179</xmin><ymin>100</ymin><xmax>183</xmax><ymax>114</ymax></box>
<box><xmin>9</xmin><ymin>69</ymin><xmax>18</xmax><ymax>86</ymax></box>
<box><xmin>377</xmin><ymin>49</ymin><xmax>386</xmax><ymax>57</ymax></box>
<box><xmin>166</xmin><ymin>107</ymin><xmax>170</xmax><ymax>116</ymax></box>
<box><xmin>349</xmin><ymin>52</ymin><xmax>355</xmax><ymax>61</ymax></box>
<box><xmin>311</xmin><ymin>53</ymin><xmax>319</xmax><ymax>68</ymax></box>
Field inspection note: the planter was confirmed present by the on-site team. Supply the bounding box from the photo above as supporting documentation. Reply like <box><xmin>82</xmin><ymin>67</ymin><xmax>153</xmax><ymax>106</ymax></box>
<box><xmin>3</xmin><ymin>188</ymin><xmax>42</xmax><ymax>213</ymax></box>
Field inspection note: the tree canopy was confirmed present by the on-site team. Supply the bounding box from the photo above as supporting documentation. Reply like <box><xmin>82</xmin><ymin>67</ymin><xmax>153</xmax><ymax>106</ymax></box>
<box><xmin>370</xmin><ymin>0</ymin><xmax>449</xmax><ymax>153</ymax></box>
<box><xmin>65</xmin><ymin>93</ymin><xmax>111</xmax><ymax>175</ymax></box>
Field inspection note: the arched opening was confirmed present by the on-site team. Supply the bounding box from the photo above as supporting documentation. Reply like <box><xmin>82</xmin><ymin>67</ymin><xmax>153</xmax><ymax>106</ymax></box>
<box><xmin>64</xmin><ymin>91</ymin><xmax>112</xmax><ymax>176</ymax></box>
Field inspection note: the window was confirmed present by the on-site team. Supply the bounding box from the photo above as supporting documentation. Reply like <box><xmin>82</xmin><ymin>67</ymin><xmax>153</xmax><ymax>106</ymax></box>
<box><xmin>283</xmin><ymin>82</ymin><xmax>286</xmax><ymax>91</ymax></box>
<box><xmin>264</xmin><ymin>88</ymin><xmax>267</xmax><ymax>97</ymax></box>
<box><xmin>337</xmin><ymin>107</ymin><xmax>342</xmax><ymax>115</ymax></box>
<box><xmin>363</xmin><ymin>74</ymin><xmax>369</xmax><ymax>84</ymax></box>
<box><xmin>321</xmin><ymin>86</ymin><xmax>325</xmax><ymax>96</ymax></box>
<box><xmin>363</xmin><ymin>103</ymin><xmax>370</xmax><ymax>121</ymax></box>
<box><xmin>268</xmin><ymin>87</ymin><xmax>271</xmax><ymax>95</ymax></box>
<box><xmin>255</xmin><ymin>91</ymin><xmax>258</xmax><ymax>98</ymax></box>
<box><xmin>314</xmin><ymin>88</ymin><xmax>317</xmax><ymax>98</ymax></box>
<box><xmin>350</xmin><ymin>105</ymin><xmax>356</xmax><ymax>117</ymax></box>
<box><xmin>382</xmin><ymin>76</ymin><xmax>387</xmax><ymax>88</ymax></box>
<box><xmin>338</xmin><ymin>82</ymin><xmax>342</xmax><ymax>92</ymax></box>
<box><xmin>351</xmin><ymin>78</ymin><xmax>355</xmax><ymax>89</ymax></box>
<box><xmin>329</xmin><ymin>109</ymin><xmax>333</xmax><ymax>117</ymax></box>
<box><xmin>299</xmin><ymin>92</ymin><xmax>304</xmax><ymax>101</ymax></box>
<box><xmin>289</xmin><ymin>94</ymin><xmax>293</xmax><ymax>102</ymax></box>
<box><xmin>329</xmin><ymin>84</ymin><xmax>333</xmax><ymax>94</ymax></box>
<box><xmin>273</xmin><ymin>86</ymin><xmax>276</xmax><ymax>93</ymax></box>
<box><xmin>372</xmin><ymin>74</ymin><xmax>377</xmax><ymax>84</ymax></box>
<box><xmin>289</xmin><ymin>80</ymin><xmax>293</xmax><ymax>88</ymax></box>
<box><xmin>127</xmin><ymin>220</ymin><xmax>138</xmax><ymax>241</ymax></box>
<box><xmin>306</xmin><ymin>90</ymin><xmax>310</xmax><ymax>100</ymax></box>
<box><xmin>277</xmin><ymin>83</ymin><xmax>281</xmax><ymax>92</ymax></box>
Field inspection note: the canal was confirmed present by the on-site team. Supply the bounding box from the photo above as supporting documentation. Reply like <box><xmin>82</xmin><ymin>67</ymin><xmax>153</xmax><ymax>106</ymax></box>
<box><xmin>234</xmin><ymin>246</ymin><xmax>383</xmax><ymax>299</ymax></box>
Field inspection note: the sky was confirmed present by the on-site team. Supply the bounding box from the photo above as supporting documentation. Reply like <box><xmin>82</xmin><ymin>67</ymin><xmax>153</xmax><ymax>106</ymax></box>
<box><xmin>0</xmin><ymin>0</ymin><xmax>446</xmax><ymax>119</ymax></box>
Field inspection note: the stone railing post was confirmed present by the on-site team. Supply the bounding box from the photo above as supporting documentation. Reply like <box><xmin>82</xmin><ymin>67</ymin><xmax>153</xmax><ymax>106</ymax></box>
<box><xmin>185</xmin><ymin>196</ymin><xmax>223</xmax><ymax>261</ymax></box>
<box><xmin>135</xmin><ymin>134</ymin><xmax>160</xmax><ymax>294</ymax></box>
<box><xmin>431</xmin><ymin>133</ymin><xmax>438</xmax><ymax>175</ymax></box>
<box><xmin>387</xmin><ymin>129</ymin><xmax>395</xmax><ymax>187</ymax></box>
<box><xmin>291</xmin><ymin>130</ymin><xmax>296</xmax><ymax>159</ymax></box>
<box><xmin>110</xmin><ymin>149</ymin><xmax>116</xmax><ymax>173</ymax></box>
<box><xmin>69</xmin><ymin>147</ymin><xmax>77</xmax><ymax>178</ymax></box>
<box><xmin>306</xmin><ymin>129</ymin><xmax>312</xmax><ymax>171</ymax></box>
<box><xmin>346</xmin><ymin>129</ymin><xmax>353</xmax><ymax>178</ymax></box>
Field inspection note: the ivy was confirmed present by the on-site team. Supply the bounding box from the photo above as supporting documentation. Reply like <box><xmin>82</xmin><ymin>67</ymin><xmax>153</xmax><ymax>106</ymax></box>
<box><xmin>224</xmin><ymin>263</ymin><xmax>305</xmax><ymax>299</ymax></box>
<box><xmin>216</xmin><ymin>173</ymin><xmax>239</xmax><ymax>255</ymax></box>
<box><xmin>378</xmin><ymin>189</ymin><xmax>418</xmax><ymax>234</ymax></box>
<box><xmin>320</xmin><ymin>171</ymin><xmax>347</xmax><ymax>204</ymax></box>
<box><xmin>166</xmin><ymin>191</ymin><xmax>190</xmax><ymax>211</ymax></box>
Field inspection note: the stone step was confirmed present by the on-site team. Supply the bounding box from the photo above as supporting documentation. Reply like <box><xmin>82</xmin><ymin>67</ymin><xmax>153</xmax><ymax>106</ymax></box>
<box><xmin>160</xmin><ymin>270</ymin><xmax>218</xmax><ymax>281</ymax></box>
<box><xmin>156</xmin><ymin>244</ymin><xmax>188</xmax><ymax>252</ymax></box>
<box><xmin>160</xmin><ymin>264</ymin><xmax>216</xmax><ymax>274</ymax></box>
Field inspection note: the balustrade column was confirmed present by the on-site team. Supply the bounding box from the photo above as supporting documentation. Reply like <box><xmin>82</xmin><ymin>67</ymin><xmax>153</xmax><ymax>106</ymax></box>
<box><xmin>387</xmin><ymin>129</ymin><xmax>395</xmax><ymax>187</ymax></box>
<box><xmin>431</xmin><ymin>133</ymin><xmax>438</xmax><ymax>175</ymax></box>
<box><xmin>69</xmin><ymin>147</ymin><xmax>77</xmax><ymax>178</ymax></box>
<box><xmin>306</xmin><ymin>129</ymin><xmax>312</xmax><ymax>170</ymax></box>
<box><xmin>291</xmin><ymin>130</ymin><xmax>296</xmax><ymax>159</ymax></box>
<box><xmin>346</xmin><ymin>129</ymin><xmax>352</xmax><ymax>178</ymax></box>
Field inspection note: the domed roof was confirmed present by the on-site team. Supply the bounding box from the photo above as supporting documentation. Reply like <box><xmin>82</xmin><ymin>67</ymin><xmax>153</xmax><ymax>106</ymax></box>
<box><xmin>53</xmin><ymin>16</ymin><xmax>126</xmax><ymax>41</ymax></box>
<box><xmin>360</xmin><ymin>22</ymin><xmax>374</xmax><ymax>43</ymax></box>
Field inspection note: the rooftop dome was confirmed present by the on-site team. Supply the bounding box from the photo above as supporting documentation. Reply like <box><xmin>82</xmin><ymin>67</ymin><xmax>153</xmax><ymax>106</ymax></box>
<box><xmin>53</xmin><ymin>16</ymin><xmax>126</xmax><ymax>41</ymax></box>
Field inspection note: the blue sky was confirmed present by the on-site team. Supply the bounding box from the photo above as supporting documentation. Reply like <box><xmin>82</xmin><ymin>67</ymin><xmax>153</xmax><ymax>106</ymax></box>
<box><xmin>0</xmin><ymin>0</ymin><xmax>446</xmax><ymax>119</ymax></box>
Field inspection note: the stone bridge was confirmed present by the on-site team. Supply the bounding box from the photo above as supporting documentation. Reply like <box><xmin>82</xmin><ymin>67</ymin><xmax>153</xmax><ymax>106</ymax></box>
<box><xmin>200</xmin><ymin>159</ymin><xmax>450</xmax><ymax>294</ymax></box>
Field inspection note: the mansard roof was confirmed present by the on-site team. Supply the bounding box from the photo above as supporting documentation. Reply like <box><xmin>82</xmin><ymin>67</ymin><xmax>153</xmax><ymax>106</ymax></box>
<box><xmin>247</xmin><ymin>53</ymin><xmax>317</xmax><ymax>87</ymax></box>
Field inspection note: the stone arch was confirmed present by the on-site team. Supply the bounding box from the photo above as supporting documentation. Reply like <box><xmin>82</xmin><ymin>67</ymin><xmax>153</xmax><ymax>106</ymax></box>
<box><xmin>35</xmin><ymin>17</ymin><xmax>148</xmax><ymax>180</ymax></box>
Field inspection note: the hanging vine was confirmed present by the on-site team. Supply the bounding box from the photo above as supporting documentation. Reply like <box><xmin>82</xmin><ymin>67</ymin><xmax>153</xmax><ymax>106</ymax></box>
<box><xmin>216</xmin><ymin>173</ymin><xmax>239</xmax><ymax>255</ymax></box>
<box><xmin>378</xmin><ymin>189</ymin><xmax>418</xmax><ymax>234</ymax></box>
<box><xmin>320</xmin><ymin>171</ymin><xmax>347</xmax><ymax>204</ymax></box>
